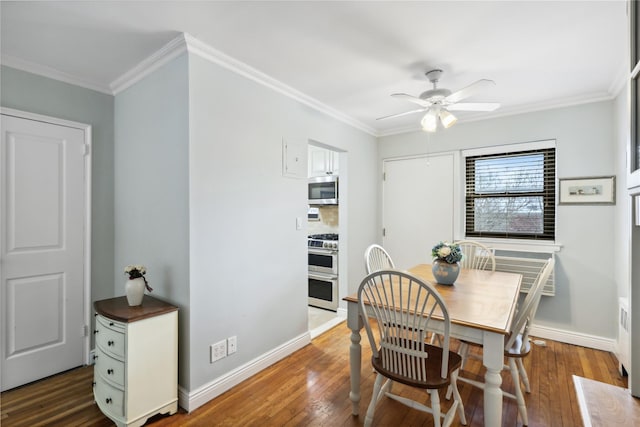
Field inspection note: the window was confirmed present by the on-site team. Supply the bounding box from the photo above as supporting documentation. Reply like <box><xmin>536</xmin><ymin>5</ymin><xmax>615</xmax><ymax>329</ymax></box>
<box><xmin>631</xmin><ymin>0</ymin><xmax>640</xmax><ymax>175</ymax></box>
<box><xmin>465</xmin><ymin>147</ymin><xmax>556</xmax><ymax>240</ymax></box>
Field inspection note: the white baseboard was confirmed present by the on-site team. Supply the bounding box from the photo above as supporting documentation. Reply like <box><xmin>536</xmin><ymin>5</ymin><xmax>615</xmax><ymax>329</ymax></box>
<box><xmin>180</xmin><ymin>332</ymin><xmax>311</xmax><ymax>412</ymax></box>
<box><xmin>176</xmin><ymin>322</ymin><xmax>614</xmax><ymax>413</ymax></box>
<box><xmin>530</xmin><ymin>324</ymin><xmax>616</xmax><ymax>352</ymax></box>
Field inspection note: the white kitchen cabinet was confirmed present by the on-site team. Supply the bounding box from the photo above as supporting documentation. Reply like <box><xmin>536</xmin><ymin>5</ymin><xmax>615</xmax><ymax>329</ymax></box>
<box><xmin>93</xmin><ymin>296</ymin><xmax>178</xmax><ymax>427</ymax></box>
<box><xmin>308</xmin><ymin>146</ymin><xmax>339</xmax><ymax>177</ymax></box>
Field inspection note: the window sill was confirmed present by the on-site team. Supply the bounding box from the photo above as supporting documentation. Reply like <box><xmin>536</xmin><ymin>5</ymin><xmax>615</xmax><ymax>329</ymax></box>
<box><xmin>460</xmin><ymin>237</ymin><xmax>562</xmax><ymax>253</ymax></box>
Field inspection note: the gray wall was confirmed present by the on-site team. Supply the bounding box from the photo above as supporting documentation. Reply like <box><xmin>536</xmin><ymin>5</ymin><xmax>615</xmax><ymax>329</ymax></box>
<box><xmin>113</xmin><ymin>54</ymin><xmax>191</xmax><ymax>387</ymax></box>
<box><xmin>186</xmin><ymin>52</ymin><xmax>378</xmax><ymax>391</ymax></box>
<box><xmin>0</xmin><ymin>65</ymin><xmax>115</xmax><ymax>316</ymax></box>
<box><xmin>379</xmin><ymin>101</ymin><xmax>618</xmax><ymax>339</ymax></box>
<box><xmin>112</xmin><ymin>50</ymin><xmax>378</xmax><ymax>394</ymax></box>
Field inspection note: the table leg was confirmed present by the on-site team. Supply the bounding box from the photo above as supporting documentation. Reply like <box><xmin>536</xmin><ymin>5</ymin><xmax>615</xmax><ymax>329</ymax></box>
<box><xmin>482</xmin><ymin>332</ymin><xmax>504</xmax><ymax>427</ymax></box>
<box><xmin>347</xmin><ymin>302</ymin><xmax>363</xmax><ymax>416</ymax></box>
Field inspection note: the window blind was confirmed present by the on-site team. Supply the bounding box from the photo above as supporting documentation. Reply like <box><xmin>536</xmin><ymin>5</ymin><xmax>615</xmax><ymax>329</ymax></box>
<box><xmin>465</xmin><ymin>147</ymin><xmax>555</xmax><ymax>240</ymax></box>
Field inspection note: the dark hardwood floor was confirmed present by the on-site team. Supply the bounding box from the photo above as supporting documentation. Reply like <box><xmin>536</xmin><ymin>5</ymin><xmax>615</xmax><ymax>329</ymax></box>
<box><xmin>0</xmin><ymin>321</ymin><xmax>627</xmax><ymax>426</ymax></box>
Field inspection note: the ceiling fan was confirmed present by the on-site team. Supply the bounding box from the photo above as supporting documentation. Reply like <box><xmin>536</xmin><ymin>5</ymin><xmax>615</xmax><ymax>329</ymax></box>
<box><xmin>378</xmin><ymin>69</ymin><xmax>500</xmax><ymax>132</ymax></box>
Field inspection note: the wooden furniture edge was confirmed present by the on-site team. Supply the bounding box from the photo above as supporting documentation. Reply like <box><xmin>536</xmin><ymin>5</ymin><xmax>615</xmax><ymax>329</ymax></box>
<box><xmin>94</xmin><ymin>295</ymin><xmax>178</xmax><ymax>323</ymax></box>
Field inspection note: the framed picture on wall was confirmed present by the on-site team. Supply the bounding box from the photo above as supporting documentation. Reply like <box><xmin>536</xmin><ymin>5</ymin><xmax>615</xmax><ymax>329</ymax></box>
<box><xmin>558</xmin><ymin>176</ymin><xmax>616</xmax><ymax>205</ymax></box>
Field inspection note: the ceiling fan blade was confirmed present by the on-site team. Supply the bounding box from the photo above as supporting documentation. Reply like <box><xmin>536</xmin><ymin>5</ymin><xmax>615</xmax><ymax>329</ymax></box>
<box><xmin>391</xmin><ymin>93</ymin><xmax>433</xmax><ymax>108</ymax></box>
<box><xmin>445</xmin><ymin>79</ymin><xmax>496</xmax><ymax>104</ymax></box>
<box><xmin>446</xmin><ymin>102</ymin><xmax>500</xmax><ymax>112</ymax></box>
<box><xmin>376</xmin><ymin>108</ymin><xmax>427</xmax><ymax>121</ymax></box>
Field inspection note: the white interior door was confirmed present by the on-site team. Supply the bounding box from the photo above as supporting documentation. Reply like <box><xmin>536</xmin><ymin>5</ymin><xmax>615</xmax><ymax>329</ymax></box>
<box><xmin>1</xmin><ymin>113</ymin><xmax>88</xmax><ymax>391</ymax></box>
<box><xmin>382</xmin><ymin>153</ymin><xmax>456</xmax><ymax>270</ymax></box>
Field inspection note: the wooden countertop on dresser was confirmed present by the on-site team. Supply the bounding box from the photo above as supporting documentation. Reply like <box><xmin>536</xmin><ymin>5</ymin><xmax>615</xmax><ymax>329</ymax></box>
<box><xmin>94</xmin><ymin>295</ymin><xmax>178</xmax><ymax>323</ymax></box>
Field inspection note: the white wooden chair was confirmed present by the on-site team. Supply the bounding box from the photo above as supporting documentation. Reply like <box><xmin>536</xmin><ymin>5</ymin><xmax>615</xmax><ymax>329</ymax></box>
<box><xmin>450</xmin><ymin>258</ymin><xmax>555</xmax><ymax>426</ymax></box>
<box><xmin>358</xmin><ymin>270</ymin><xmax>467</xmax><ymax>427</ymax></box>
<box><xmin>429</xmin><ymin>240</ymin><xmax>496</xmax><ymax>345</ymax></box>
<box><xmin>364</xmin><ymin>244</ymin><xmax>395</xmax><ymax>274</ymax></box>
<box><xmin>454</xmin><ymin>240</ymin><xmax>496</xmax><ymax>271</ymax></box>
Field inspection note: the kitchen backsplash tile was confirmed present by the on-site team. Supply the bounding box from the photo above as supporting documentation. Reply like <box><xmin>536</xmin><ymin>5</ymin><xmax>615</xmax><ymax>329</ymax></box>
<box><xmin>308</xmin><ymin>205</ymin><xmax>339</xmax><ymax>234</ymax></box>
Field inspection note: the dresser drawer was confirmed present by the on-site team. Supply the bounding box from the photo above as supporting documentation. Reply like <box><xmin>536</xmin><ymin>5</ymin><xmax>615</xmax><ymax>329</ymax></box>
<box><xmin>94</xmin><ymin>378</ymin><xmax>124</xmax><ymax>418</ymax></box>
<box><xmin>94</xmin><ymin>347</ymin><xmax>125</xmax><ymax>387</ymax></box>
<box><xmin>95</xmin><ymin>315</ymin><xmax>125</xmax><ymax>358</ymax></box>
<box><xmin>93</xmin><ymin>296</ymin><xmax>178</xmax><ymax>426</ymax></box>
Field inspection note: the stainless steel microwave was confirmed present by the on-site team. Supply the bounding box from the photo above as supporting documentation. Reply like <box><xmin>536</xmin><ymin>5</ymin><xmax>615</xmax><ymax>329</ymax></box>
<box><xmin>309</xmin><ymin>176</ymin><xmax>338</xmax><ymax>205</ymax></box>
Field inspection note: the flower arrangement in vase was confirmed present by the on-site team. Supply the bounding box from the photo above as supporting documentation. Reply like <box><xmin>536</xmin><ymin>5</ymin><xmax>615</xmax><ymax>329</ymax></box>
<box><xmin>431</xmin><ymin>241</ymin><xmax>463</xmax><ymax>285</ymax></box>
<box><xmin>124</xmin><ymin>264</ymin><xmax>153</xmax><ymax>306</ymax></box>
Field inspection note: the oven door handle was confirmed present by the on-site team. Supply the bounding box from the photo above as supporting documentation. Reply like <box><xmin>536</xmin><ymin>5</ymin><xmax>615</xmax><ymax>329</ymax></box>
<box><xmin>309</xmin><ymin>272</ymin><xmax>338</xmax><ymax>281</ymax></box>
<box><xmin>308</xmin><ymin>248</ymin><xmax>337</xmax><ymax>255</ymax></box>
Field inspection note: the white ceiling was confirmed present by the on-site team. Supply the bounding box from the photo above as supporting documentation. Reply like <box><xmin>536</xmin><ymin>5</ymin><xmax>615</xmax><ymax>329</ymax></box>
<box><xmin>0</xmin><ymin>1</ymin><xmax>629</xmax><ymax>136</ymax></box>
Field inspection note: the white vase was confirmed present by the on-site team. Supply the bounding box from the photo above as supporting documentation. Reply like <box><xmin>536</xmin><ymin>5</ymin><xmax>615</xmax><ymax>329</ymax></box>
<box><xmin>125</xmin><ymin>277</ymin><xmax>145</xmax><ymax>306</ymax></box>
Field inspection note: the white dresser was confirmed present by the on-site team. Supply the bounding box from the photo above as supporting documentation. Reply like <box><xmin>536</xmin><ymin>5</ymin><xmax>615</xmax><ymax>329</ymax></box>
<box><xmin>93</xmin><ymin>296</ymin><xmax>178</xmax><ymax>427</ymax></box>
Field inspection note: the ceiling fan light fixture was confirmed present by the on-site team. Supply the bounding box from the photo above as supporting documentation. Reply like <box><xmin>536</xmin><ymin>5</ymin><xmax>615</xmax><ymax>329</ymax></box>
<box><xmin>439</xmin><ymin>109</ymin><xmax>457</xmax><ymax>129</ymax></box>
<box><xmin>421</xmin><ymin>110</ymin><xmax>438</xmax><ymax>132</ymax></box>
<box><xmin>380</xmin><ymin>69</ymin><xmax>499</xmax><ymax>132</ymax></box>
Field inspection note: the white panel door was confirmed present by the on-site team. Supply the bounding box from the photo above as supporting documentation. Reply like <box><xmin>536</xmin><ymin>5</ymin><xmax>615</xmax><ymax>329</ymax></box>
<box><xmin>1</xmin><ymin>114</ymin><xmax>86</xmax><ymax>391</ymax></box>
<box><xmin>382</xmin><ymin>154</ymin><xmax>455</xmax><ymax>270</ymax></box>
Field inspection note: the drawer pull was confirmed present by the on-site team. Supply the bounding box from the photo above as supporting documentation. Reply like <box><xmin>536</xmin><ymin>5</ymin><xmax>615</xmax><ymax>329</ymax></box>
<box><xmin>93</xmin><ymin>354</ymin><xmax>98</xmax><ymax>360</ymax></box>
<box><xmin>109</xmin><ymin>322</ymin><xmax>114</xmax><ymax>326</ymax></box>
<box><xmin>107</xmin><ymin>369</ymin><xmax>114</xmax><ymax>375</ymax></box>
<box><xmin>94</xmin><ymin>313</ymin><xmax>98</xmax><ymax>317</ymax></box>
<box><xmin>92</xmin><ymin>381</ymin><xmax>96</xmax><ymax>386</ymax></box>
<box><xmin>108</xmin><ymin>340</ymin><xmax>114</xmax><ymax>346</ymax></box>
<box><xmin>93</xmin><ymin>330</ymin><xmax>99</xmax><ymax>334</ymax></box>
<box><xmin>106</xmin><ymin>397</ymin><xmax>112</xmax><ymax>404</ymax></box>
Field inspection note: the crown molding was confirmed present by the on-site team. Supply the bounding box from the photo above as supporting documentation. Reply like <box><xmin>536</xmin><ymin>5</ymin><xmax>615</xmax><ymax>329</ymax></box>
<box><xmin>1</xmin><ymin>54</ymin><xmax>112</xmax><ymax>94</ymax></box>
<box><xmin>180</xmin><ymin>33</ymin><xmax>376</xmax><ymax>136</ymax></box>
<box><xmin>470</xmin><ymin>92</ymin><xmax>615</xmax><ymax>122</ymax></box>
<box><xmin>110</xmin><ymin>33</ymin><xmax>189</xmax><ymax>94</ymax></box>
<box><xmin>609</xmin><ymin>59</ymin><xmax>629</xmax><ymax>97</ymax></box>
<box><xmin>108</xmin><ymin>32</ymin><xmax>376</xmax><ymax>135</ymax></box>
<box><xmin>2</xmin><ymin>32</ymin><xmax>376</xmax><ymax>136</ymax></box>
<box><xmin>3</xmin><ymin>31</ymin><xmax>623</xmax><ymax>140</ymax></box>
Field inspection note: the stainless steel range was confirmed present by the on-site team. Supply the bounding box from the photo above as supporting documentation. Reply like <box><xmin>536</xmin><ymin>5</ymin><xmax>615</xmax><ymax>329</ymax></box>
<box><xmin>308</xmin><ymin>233</ymin><xmax>338</xmax><ymax>311</ymax></box>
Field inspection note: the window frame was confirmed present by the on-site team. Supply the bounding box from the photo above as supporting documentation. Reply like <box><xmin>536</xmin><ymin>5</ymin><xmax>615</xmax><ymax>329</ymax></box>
<box><xmin>629</xmin><ymin>0</ymin><xmax>640</xmax><ymax>189</ymax></box>
<box><xmin>463</xmin><ymin>141</ymin><xmax>556</xmax><ymax>241</ymax></box>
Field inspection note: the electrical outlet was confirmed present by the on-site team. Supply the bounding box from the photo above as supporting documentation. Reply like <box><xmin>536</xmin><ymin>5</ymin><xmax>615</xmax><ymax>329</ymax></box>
<box><xmin>227</xmin><ymin>336</ymin><xmax>237</xmax><ymax>355</ymax></box>
<box><xmin>210</xmin><ymin>340</ymin><xmax>227</xmax><ymax>363</ymax></box>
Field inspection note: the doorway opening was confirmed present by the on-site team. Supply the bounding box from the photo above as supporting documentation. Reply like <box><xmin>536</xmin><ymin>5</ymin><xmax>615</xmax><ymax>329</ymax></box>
<box><xmin>307</xmin><ymin>141</ymin><xmax>346</xmax><ymax>337</ymax></box>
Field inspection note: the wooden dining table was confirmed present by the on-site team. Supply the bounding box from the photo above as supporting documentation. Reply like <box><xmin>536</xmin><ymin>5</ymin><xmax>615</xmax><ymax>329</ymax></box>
<box><xmin>344</xmin><ymin>264</ymin><xmax>523</xmax><ymax>427</ymax></box>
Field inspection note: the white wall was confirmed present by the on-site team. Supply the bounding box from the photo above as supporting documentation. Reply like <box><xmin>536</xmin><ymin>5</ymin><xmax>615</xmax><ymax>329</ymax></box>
<box><xmin>114</xmin><ymin>54</ymin><xmax>192</xmax><ymax>386</ymax></box>
<box><xmin>186</xmin><ymin>52</ymin><xmax>377</xmax><ymax>391</ymax></box>
<box><xmin>113</xmin><ymin>39</ymin><xmax>378</xmax><ymax>398</ymax></box>
<box><xmin>379</xmin><ymin>101</ymin><xmax>618</xmax><ymax>341</ymax></box>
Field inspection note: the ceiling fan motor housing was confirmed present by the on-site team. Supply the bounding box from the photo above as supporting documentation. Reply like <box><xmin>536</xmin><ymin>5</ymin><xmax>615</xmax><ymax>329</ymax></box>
<box><xmin>426</xmin><ymin>69</ymin><xmax>443</xmax><ymax>82</ymax></box>
<box><xmin>419</xmin><ymin>88</ymin><xmax>451</xmax><ymax>101</ymax></box>
<box><xmin>421</xmin><ymin>69</ymin><xmax>451</xmax><ymax>101</ymax></box>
